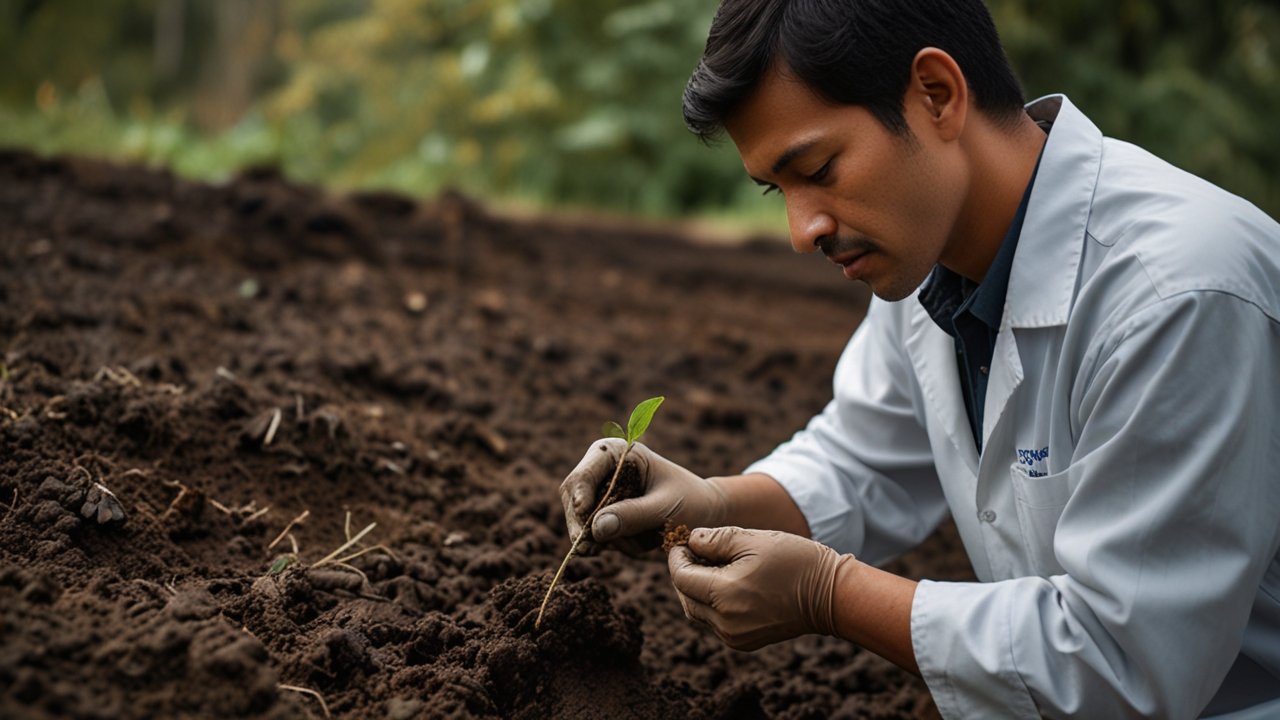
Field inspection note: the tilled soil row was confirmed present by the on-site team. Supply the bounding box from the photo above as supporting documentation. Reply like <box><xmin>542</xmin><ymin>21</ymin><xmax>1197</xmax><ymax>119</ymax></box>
<box><xmin>0</xmin><ymin>150</ymin><xmax>972</xmax><ymax>719</ymax></box>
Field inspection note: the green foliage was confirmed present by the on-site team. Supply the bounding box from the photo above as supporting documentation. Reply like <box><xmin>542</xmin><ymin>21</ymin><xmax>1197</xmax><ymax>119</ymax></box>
<box><xmin>602</xmin><ymin>421</ymin><xmax>626</xmax><ymax>440</ymax></box>
<box><xmin>0</xmin><ymin>1</ymin><xmax>1275</xmax><ymax>221</ymax></box>
<box><xmin>625</xmin><ymin>396</ymin><xmax>664</xmax><ymax>445</ymax></box>
<box><xmin>601</xmin><ymin>395</ymin><xmax>664</xmax><ymax>444</ymax></box>
<box><xmin>267</xmin><ymin>554</ymin><xmax>296</xmax><ymax>575</ymax></box>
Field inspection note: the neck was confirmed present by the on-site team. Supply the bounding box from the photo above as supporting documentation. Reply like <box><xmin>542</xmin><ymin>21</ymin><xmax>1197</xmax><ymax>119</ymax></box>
<box><xmin>942</xmin><ymin>114</ymin><xmax>1047</xmax><ymax>283</ymax></box>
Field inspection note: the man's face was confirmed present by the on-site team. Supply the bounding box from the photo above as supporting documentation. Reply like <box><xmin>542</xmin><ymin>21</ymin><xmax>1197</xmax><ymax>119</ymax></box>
<box><xmin>725</xmin><ymin>67</ymin><xmax>968</xmax><ymax>301</ymax></box>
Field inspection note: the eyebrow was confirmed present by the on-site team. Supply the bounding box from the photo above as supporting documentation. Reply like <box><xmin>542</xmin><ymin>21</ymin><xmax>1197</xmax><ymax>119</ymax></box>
<box><xmin>748</xmin><ymin>140</ymin><xmax>820</xmax><ymax>186</ymax></box>
<box><xmin>772</xmin><ymin>140</ymin><xmax>819</xmax><ymax>175</ymax></box>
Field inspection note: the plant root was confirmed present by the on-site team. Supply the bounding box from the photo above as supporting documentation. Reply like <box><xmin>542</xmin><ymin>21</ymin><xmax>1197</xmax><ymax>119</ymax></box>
<box><xmin>535</xmin><ymin>442</ymin><xmax>632</xmax><ymax>629</ymax></box>
<box><xmin>278</xmin><ymin>684</ymin><xmax>331</xmax><ymax>719</ymax></box>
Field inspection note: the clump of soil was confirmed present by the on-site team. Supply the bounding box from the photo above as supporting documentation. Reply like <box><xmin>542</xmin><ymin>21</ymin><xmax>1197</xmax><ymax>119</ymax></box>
<box><xmin>0</xmin><ymin>149</ymin><xmax>974</xmax><ymax>719</ymax></box>
<box><xmin>662</xmin><ymin>522</ymin><xmax>691</xmax><ymax>552</ymax></box>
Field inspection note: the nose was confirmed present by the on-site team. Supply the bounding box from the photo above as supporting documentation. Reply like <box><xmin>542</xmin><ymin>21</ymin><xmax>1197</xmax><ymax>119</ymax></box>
<box><xmin>787</xmin><ymin>200</ymin><xmax>837</xmax><ymax>254</ymax></box>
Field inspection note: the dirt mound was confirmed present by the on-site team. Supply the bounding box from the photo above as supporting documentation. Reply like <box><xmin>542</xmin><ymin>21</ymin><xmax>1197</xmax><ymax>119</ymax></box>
<box><xmin>0</xmin><ymin>149</ymin><xmax>972</xmax><ymax>718</ymax></box>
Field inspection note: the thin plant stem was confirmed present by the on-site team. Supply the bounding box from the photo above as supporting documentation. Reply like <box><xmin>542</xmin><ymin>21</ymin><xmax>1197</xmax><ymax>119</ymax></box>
<box><xmin>313</xmin><ymin>522</ymin><xmax>375</xmax><ymax>567</ymax></box>
<box><xmin>535</xmin><ymin>442</ymin><xmax>632</xmax><ymax>629</ymax></box>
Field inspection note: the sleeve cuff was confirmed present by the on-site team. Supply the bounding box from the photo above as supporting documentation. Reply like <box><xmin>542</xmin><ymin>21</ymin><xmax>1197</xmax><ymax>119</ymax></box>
<box><xmin>911</xmin><ymin>579</ymin><xmax>1043</xmax><ymax>719</ymax></box>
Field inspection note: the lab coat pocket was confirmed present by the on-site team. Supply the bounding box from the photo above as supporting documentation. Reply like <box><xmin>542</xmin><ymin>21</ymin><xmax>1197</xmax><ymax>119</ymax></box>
<box><xmin>1009</xmin><ymin>464</ymin><xmax>1071</xmax><ymax>576</ymax></box>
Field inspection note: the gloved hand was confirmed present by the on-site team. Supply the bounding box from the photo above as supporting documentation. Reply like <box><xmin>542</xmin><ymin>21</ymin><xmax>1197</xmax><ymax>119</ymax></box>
<box><xmin>559</xmin><ymin>438</ymin><xmax>729</xmax><ymax>555</ymax></box>
<box><xmin>667</xmin><ymin>526</ymin><xmax>856</xmax><ymax>651</ymax></box>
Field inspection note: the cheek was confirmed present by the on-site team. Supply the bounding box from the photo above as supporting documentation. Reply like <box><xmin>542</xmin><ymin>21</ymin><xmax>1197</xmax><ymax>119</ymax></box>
<box><xmin>892</xmin><ymin>151</ymin><xmax>963</xmax><ymax>246</ymax></box>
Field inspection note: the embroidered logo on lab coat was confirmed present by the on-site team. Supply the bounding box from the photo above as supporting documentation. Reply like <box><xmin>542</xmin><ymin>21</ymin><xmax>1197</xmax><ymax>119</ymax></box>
<box><xmin>1017</xmin><ymin>446</ymin><xmax>1050</xmax><ymax>477</ymax></box>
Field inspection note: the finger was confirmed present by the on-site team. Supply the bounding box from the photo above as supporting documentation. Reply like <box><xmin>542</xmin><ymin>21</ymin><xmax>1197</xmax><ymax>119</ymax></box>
<box><xmin>591</xmin><ymin>492</ymin><xmax>668</xmax><ymax>543</ymax></box>
<box><xmin>668</xmin><ymin>545</ymin><xmax>724</xmax><ymax>607</ymax></box>
<box><xmin>686</xmin><ymin>526</ymin><xmax>755</xmax><ymax>564</ymax></box>
<box><xmin>560</xmin><ymin>439</ymin><xmax>629</xmax><ymax>530</ymax></box>
<box><xmin>672</xmin><ymin>584</ymin><xmax>692</xmax><ymax>618</ymax></box>
<box><xmin>678</xmin><ymin>592</ymin><xmax>720</xmax><ymax>635</ymax></box>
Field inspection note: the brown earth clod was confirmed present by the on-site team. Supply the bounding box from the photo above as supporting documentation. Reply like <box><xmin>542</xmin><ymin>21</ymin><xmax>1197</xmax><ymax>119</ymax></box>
<box><xmin>661</xmin><ymin>522</ymin><xmax>691</xmax><ymax>552</ymax></box>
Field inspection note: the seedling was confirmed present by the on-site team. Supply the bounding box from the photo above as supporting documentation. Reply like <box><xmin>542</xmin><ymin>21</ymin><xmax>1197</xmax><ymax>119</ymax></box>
<box><xmin>535</xmin><ymin>396</ymin><xmax>664</xmax><ymax>629</ymax></box>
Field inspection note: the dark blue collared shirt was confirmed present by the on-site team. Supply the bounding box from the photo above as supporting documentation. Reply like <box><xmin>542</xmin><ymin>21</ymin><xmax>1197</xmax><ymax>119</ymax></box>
<box><xmin>918</xmin><ymin>170</ymin><xmax>1038</xmax><ymax>453</ymax></box>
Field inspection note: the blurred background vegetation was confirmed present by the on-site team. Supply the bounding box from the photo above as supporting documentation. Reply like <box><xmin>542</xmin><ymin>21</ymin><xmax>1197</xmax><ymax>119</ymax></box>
<box><xmin>2</xmin><ymin>0</ymin><xmax>1277</xmax><ymax>230</ymax></box>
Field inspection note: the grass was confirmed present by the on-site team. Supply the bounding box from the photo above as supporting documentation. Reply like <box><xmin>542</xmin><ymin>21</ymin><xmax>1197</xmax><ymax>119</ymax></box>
<box><xmin>0</xmin><ymin>101</ymin><xmax>790</xmax><ymax>240</ymax></box>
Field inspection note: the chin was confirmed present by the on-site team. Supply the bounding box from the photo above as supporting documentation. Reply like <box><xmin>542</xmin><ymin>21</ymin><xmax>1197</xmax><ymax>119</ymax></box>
<box><xmin>867</xmin><ymin>279</ymin><xmax>917</xmax><ymax>303</ymax></box>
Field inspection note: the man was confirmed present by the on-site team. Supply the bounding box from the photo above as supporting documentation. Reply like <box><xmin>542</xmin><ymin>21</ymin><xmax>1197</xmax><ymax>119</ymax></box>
<box><xmin>558</xmin><ymin>1</ymin><xmax>1280</xmax><ymax>717</ymax></box>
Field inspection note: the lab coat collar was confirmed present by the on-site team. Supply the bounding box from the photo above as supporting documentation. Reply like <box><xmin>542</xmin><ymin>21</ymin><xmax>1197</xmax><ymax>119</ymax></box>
<box><xmin>1002</xmin><ymin>95</ymin><xmax>1102</xmax><ymax>329</ymax></box>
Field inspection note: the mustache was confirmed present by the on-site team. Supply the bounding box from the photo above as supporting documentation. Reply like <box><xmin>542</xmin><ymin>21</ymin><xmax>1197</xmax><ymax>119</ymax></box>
<box><xmin>816</xmin><ymin>235</ymin><xmax>877</xmax><ymax>259</ymax></box>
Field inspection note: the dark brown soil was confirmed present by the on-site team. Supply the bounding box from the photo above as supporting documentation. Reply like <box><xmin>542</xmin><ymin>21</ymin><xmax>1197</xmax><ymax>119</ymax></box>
<box><xmin>0</xmin><ymin>149</ymin><xmax>975</xmax><ymax>719</ymax></box>
<box><xmin>662</xmin><ymin>523</ymin><xmax>691</xmax><ymax>553</ymax></box>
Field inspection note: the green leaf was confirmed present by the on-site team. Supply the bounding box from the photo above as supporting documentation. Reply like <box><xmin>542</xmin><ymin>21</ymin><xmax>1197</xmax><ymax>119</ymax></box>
<box><xmin>267</xmin><ymin>555</ymin><xmax>296</xmax><ymax>575</ymax></box>
<box><xmin>602</xmin><ymin>420</ymin><xmax>626</xmax><ymax>439</ymax></box>
<box><xmin>626</xmin><ymin>396</ymin><xmax>664</xmax><ymax>444</ymax></box>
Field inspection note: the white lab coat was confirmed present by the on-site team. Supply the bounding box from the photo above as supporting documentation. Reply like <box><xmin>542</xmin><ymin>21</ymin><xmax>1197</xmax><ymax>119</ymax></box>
<box><xmin>745</xmin><ymin>95</ymin><xmax>1280</xmax><ymax>719</ymax></box>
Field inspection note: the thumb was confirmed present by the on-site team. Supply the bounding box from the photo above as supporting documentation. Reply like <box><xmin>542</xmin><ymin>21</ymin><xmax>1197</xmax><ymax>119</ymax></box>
<box><xmin>667</xmin><ymin>545</ymin><xmax>722</xmax><ymax>607</ymax></box>
<box><xmin>686</xmin><ymin>526</ymin><xmax>753</xmax><ymax>565</ymax></box>
<box><xmin>592</xmin><ymin>494</ymin><xmax>666</xmax><ymax>543</ymax></box>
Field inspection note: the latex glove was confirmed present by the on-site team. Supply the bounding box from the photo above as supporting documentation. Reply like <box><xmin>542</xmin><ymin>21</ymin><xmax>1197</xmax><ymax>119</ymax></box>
<box><xmin>559</xmin><ymin>438</ymin><xmax>728</xmax><ymax>555</ymax></box>
<box><xmin>667</xmin><ymin>526</ymin><xmax>855</xmax><ymax>651</ymax></box>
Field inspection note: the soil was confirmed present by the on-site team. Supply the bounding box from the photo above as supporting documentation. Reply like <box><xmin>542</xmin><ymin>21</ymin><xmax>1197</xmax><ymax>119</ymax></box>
<box><xmin>662</xmin><ymin>523</ymin><xmax>691</xmax><ymax>553</ymax></box>
<box><xmin>0</xmin><ymin>149</ymin><xmax>976</xmax><ymax>719</ymax></box>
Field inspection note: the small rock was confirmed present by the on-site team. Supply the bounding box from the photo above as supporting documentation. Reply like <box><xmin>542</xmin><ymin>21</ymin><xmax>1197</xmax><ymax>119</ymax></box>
<box><xmin>80</xmin><ymin>483</ymin><xmax>125</xmax><ymax>524</ymax></box>
<box><xmin>237</xmin><ymin>278</ymin><xmax>260</xmax><ymax>299</ymax></box>
<box><xmin>404</xmin><ymin>291</ymin><xmax>428</xmax><ymax>313</ymax></box>
<box><xmin>35</xmin><ymin>476</ymin><xmax>70</xmax><ymax>501</ymax></box>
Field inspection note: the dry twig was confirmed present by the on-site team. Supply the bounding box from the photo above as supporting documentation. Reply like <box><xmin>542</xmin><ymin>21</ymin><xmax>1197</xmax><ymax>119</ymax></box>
<box><xmin>263</xmin><ymin>407</ymin><xmax>283</xmax><ymax>447</ymax></box>
<box><xmin>94</xmin><ymin>365</ymin><xmax>142</xmax><ymax>388</ymax></box>
<box><xmin>45</xmin><ymin>395</ymin><xmax>66</xmax><ymax>420</ymax></box>
<box><xmin>268</xmin><ymin>510</ymin><xmax>310</xmax><ymax>550</ymax></box>
<box><xmin>313</xmin><ymin>522</ymin><xmax>375</xmax><ymax>567</ymax></box>
<box><xmin>278</xmin><ymin>684</ymin><xmax>330</xmax><ymax>719</ymax></box>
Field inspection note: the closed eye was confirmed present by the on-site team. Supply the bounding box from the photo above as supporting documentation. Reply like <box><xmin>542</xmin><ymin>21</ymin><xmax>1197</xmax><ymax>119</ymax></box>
<box><xmin>807</xmin><ymin>159</ymin><xmax>833</xmax><ymax>183</ymax></box>
<box><xmin>753</xmin><ymin>178</ymin><xmax>780</xmax><ymax>196</ymax></box>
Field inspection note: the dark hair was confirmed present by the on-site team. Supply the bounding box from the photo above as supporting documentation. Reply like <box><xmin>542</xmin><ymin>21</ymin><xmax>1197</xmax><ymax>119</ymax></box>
<box><xmin>683</xmin><ymin>0</ymin><xmax>1026</xmax><ymax>141</ymax></box>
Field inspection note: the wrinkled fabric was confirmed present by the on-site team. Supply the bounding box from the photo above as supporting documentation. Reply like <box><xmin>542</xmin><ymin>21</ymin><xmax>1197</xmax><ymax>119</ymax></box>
<box><xmin>746</xmin><ymin>95</ymin><xmax>1280</xmax><ymax>719</ymax></box>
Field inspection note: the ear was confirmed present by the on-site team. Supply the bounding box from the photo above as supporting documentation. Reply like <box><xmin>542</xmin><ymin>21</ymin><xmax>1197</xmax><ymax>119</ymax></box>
<box><xmin>908</xmin><ymin>48</ymin><xmax>968</xmax><ymax>143</ymax></box>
